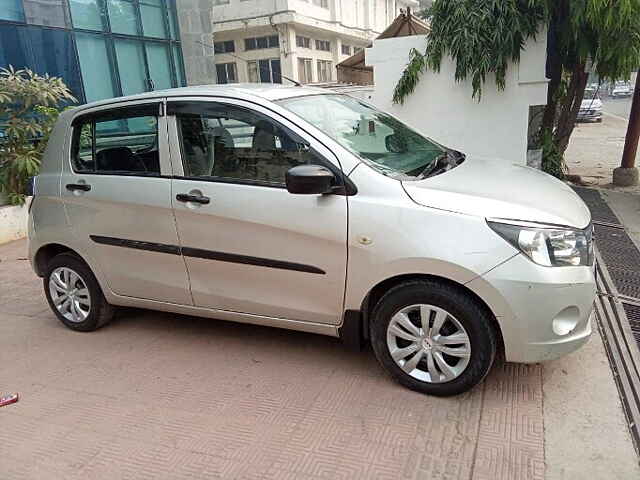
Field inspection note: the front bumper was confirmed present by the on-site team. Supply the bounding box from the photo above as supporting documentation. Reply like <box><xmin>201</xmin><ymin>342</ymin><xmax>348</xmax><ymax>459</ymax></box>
<box><xmin>577</xmin><ymin>110</ymin><xmax>602</xmax><ymax>122</ymax></box>
<box><xmin>468</xmin><ymin>253</ymin><xmax>596</xmax><ymax>363</ymax></box>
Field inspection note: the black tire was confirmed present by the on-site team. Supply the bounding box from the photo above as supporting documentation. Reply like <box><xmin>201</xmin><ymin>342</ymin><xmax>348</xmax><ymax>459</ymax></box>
<box><xmin>43</xmin><ymin>252</ymin><xmax>115</xmax><ymax>332</ymax></box>
<box><xmin>370</xmin><ymin>279</ymin><xmax>497</xmax><ymax>397</ymax></box>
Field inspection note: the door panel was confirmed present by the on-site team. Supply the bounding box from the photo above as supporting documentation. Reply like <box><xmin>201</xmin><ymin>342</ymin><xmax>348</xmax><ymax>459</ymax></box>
<box><xmin>174</xmin><ymin>180</ymin><xmax>346</xmax><ymax>323</ymax></box>
<box><xmin>168</xmin><ymin>99</ymin><xmax>348</xmax><ymax>324</ymax></box>
<box><xmin>61</xmin><ymin>101</ymin><xmax>192</xmax><ymax>304</ymax></box>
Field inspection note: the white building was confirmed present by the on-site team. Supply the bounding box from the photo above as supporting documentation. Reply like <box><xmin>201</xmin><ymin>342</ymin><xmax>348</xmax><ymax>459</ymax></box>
<box><xmin>208</xmin><ymin>0</ymin><xmax>418</xmax><ymax>85</ymax></box>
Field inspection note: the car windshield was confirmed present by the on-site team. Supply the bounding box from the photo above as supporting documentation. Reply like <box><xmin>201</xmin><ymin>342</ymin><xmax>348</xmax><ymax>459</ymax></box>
<box><xmin>278</xmin><ymin>94</ymin><xmax>450</xmax><ymax>179</ymax></box>
<box><xmin>584</xmin><ymin>89</ymin><xmax>600</xmax><ymax>100</ymax></box>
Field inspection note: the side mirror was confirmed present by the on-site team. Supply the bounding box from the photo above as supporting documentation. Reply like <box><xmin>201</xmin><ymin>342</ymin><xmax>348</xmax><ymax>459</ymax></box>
<box><xmin>285</xmin><ymin>165</ymin><xmax>336</xmax><ymax>195</ymax></box>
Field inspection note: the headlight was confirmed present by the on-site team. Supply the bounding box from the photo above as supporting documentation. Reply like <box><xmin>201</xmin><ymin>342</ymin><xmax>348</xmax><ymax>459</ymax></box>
<box><xmin>487</xmin><ymin>219</ymin><xmax>594</xmax><ymax>267</ymax></box>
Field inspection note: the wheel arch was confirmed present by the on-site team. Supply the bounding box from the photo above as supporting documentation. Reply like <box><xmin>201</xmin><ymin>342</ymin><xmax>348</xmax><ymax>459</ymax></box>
<box><xmin>351</xmin><ymin>273</ymin><xmax>504</xmax><ymax>357</ymax></box>
<box><xmin>34</xmin><ymin>243</ymin><xmax>86</xmax><ymax>277</ymax></box>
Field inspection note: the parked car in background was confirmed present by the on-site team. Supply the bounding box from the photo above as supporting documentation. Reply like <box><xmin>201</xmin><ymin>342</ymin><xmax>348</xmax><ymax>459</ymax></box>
<box><xmin>611</xmin><ymin>81</ymin><xmax>633</xmax><ymax>98</ymax></box>
<box><xmin>577</xmin><ymin>88</ymin><xmax>603</xmax><ymax>122</ymax></box>
<box><xmin>28</xmin><ymin>85</ymin><xmax>596</xmax><ymax>396</ymax></box>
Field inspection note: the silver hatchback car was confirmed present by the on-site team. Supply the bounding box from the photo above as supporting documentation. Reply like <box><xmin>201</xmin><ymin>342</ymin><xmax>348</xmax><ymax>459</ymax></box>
<box><xmin>28</xmin><ymin>84</ymin><xmax>595</xmax><ymax>396</ymax></box>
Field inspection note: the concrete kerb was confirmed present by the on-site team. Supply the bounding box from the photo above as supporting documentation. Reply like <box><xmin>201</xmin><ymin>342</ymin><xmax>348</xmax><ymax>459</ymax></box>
<box><xmin>613</xmin><ymin>167</ymin><xmax>639</xmax><ymax>187</ymax></box>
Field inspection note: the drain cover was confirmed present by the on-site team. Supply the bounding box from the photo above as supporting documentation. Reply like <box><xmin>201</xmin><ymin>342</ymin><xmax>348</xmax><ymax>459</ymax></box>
<box><xmin>572</xmin><ymin>186</ymin><xmax>640</xmax><ymax>300</ymax></box>
<box><xmin>596</xmin><ymin>225</ymin><xmax>640</xmax><ymax>299</ymax></box>
<box><xmin>572</xmin><ymin>186</ymin><xmax>621</xmax><ymax>225</ymax></box>
<box><xmin>623</xmin><ymin>303</ymin><xmax>640</xmax><ymax>346</ymax></box>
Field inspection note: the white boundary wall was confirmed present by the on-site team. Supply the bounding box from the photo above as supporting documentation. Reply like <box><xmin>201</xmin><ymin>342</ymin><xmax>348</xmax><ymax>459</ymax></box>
<box><xmin>0</xmin><ymin>200</ymin><xmax>29</xmax><ymax>244</ymax></box>
<box><xmin>366</xmin><ymin>31</ymin><xmax>549</xmax><ymax>164</ymax></box>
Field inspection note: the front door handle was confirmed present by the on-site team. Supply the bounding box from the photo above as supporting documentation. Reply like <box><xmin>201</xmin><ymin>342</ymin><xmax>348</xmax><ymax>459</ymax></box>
<box><xmin>66</xmin><ymin>183</ymin><xmax>91</xmax><ymax>192</ymax></box>
<box><xmin>176</xmin><ymin>193</ymin><xmax>210</xmax><ymax>204</ymax></box>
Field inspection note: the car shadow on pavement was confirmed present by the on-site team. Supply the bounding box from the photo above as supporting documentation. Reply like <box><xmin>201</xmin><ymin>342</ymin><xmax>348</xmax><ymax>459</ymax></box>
<box><xmin>105</xmin><ymin>306</ymin><xmax>383</xmax><ymax>377</ymax></box>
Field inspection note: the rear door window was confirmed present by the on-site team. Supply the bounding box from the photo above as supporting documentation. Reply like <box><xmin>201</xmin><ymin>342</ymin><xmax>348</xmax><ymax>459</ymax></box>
<box><xmin>71</xmin><ymin>104</ymin><xmax>161</xmax><ymax>175</ymax></box>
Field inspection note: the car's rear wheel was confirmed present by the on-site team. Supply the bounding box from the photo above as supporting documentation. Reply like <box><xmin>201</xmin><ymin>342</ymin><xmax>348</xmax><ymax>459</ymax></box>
<box><xmin>44</xmin><ymin>253</ymin><xmax>115</xmax><ymax>331</ymax></box>
<box><xmin>370</xmin><ymin>279</ymin><xmax>497</xmax><ymax>396</ymax></box>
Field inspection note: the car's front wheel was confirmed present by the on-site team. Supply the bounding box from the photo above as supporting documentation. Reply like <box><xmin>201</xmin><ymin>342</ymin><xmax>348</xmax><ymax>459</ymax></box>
<box><xmin>44</xmin><ymin>252</ymin><xmax>115</xmax><ymax>331</ymax></box>
<box><xmin>370</xmin><ymin>280</ymin><xmax>497</xmax><ymax>396</ymax></box>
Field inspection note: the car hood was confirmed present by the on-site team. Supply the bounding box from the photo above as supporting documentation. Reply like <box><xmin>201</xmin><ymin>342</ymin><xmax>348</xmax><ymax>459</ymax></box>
<box><xmin>401</xmin><ymin>156</ymin><xmax>591</xmax><ymax>228</ymax></box>
<box><xmin>580</xmin><ymin>98</ymin><xmax>602</xmax><ymax>109</ymax></box>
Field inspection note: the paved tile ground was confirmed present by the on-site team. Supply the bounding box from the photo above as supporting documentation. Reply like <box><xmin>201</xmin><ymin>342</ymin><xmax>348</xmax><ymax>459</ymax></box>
<box><xmin>0</xmin><ymin>240</ymin><xmax>543</xmax><ymax>480</ymax></box>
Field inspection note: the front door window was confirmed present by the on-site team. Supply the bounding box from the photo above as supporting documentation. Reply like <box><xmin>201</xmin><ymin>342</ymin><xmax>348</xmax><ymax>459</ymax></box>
<box><xmin>173</xmin><ymin>102</ymin><xmax>321</xmax><ymax>185</ymax></box>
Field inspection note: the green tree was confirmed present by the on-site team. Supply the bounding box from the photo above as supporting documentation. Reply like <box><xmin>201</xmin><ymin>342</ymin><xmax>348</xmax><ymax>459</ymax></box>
<box><xmin>393</xmin><ymin>0</ymin><xmax>640</xmax><ymax>178</ymax></box>
<box><xmin>0</xmin><ymin>66</ymin><xmax>76</xmax><ymax>205</ymax></box>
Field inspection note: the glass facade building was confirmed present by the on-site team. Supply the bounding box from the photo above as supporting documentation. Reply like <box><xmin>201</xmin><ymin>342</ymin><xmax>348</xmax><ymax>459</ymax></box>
<box><xmin>0</xmin><ymin>0</ymin><xmax>186</xmax><ymax>104</ymax></box>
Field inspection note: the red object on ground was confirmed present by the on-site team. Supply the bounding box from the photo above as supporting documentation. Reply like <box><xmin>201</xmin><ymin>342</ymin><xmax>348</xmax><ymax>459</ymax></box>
<box><xmin>0</xmin><ymin>393</ymin><xmax>19</xmax><ymax>407</ymax></box>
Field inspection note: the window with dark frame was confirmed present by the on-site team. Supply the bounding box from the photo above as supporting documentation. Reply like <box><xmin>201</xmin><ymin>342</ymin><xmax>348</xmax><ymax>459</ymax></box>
<box><xmin>247</xmin><ymin>58</ymin><xmax>281</xmax><ymax>83</ymax></box>
<box><xmin>23</xmin><ymin>0</ymin><xmax>68</xmax><ymax>27</ymax></box>
<box><xmin>315</xmin><ymin>39</ymin><xmax>330</xmax><ymax>52</ymax></box>
<box><xmin>316</xmin><ymin>59</ymin><xmax>332</xmax><ymax>82</ymax></box>
<box><xmin>139</xmin><ymin>0</ymin><xmax>168</xmax><ymax>39</ymax></box>
<box><xmin>216</xmin><ymin>62</ymin><xmax>237</xmax><ymax>84</ymax></box>
<box><xmin>341</xmin><ymin>44</ymin><xmax>351</xmax><ymax>55</ymax></box>
<box><xmin>62</xmin><ymin>0</ymin><xmax>186</xmax><ymax>102</ymax></box>
<box><xmin>0</xmin><ymin>24</ymin><xmax>84</xmax><ymax>100</ymax></box>
<box><xmin>245</xmin><ymin>34</ymin><xmax>279</xmax><ymax>51</ymax></box>
<box><xmin>296</xmin><ymin>35</ymin><xmax>310</xmax><ymax>48</ymax></box>
<box><xmin>214</xmin><ymin>40</ymin><xmax>235</xmax><ymax>53</ymax></box>
<box><xmin>0</xmin><ymin>0</ymin><xmax>185</xmax><ymax>104</ymax></box>
<box><xmin>298</xmin><ymin>58</ymin><xmax>313</xmax><ymax>84</ymax></box>
<box><xmin>0</xmin><ymin>0</ymin><xmax>25</xmax><ymax>22</ymax></box>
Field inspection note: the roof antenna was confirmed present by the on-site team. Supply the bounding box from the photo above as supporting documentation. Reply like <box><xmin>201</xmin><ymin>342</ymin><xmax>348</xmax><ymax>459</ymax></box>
<box><xmin>280</xmin><ymin>74</ymin><xmax>302</xmax><ymax>87</ymax></box>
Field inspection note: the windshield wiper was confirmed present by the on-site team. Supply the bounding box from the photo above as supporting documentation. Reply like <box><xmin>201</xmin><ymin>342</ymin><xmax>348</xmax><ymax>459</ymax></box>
<box><xmin>418</xmin><ymin>149</ymin><xmax>465</xmax><ymax>179</ymax></box>
<box><xmin>418</xmin><ymin>152</ymin><xmax>448</xmax><ymax>179</ymax></box>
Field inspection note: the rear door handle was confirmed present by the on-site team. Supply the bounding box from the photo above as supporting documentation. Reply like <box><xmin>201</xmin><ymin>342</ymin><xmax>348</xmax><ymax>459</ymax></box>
<box><xmin>66</xmin><ymin>183</ymin><xmax>91</xmax><ymax>192</ymax></box>
<box><xmin>176</xmin><ymin>193</ymin><xmax>210</xmax><ymax>204</ymax></box>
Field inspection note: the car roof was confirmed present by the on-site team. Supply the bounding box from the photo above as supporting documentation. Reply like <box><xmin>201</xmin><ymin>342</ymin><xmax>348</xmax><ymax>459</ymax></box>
<box><xmin>71</xmin><ymin>83</ymin><xmax>331</xmax><ymax>114</ymax></box>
